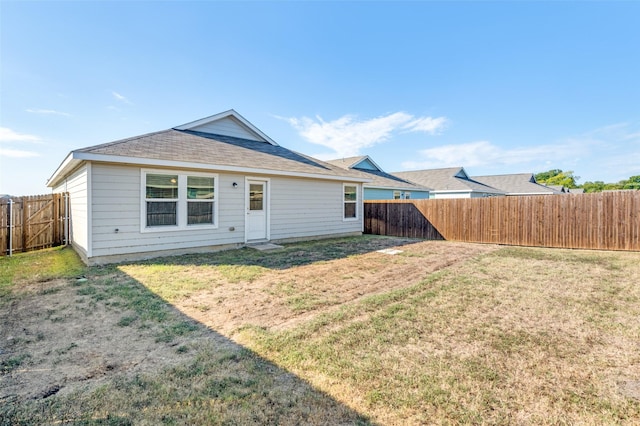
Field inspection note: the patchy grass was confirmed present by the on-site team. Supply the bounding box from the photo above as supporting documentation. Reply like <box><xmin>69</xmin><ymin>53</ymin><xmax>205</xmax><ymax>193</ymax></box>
<box><xmin>2</xmin><ymin>239</ymin><xmax>640</xmax><ymax>425</ymax></box>
<box><xmin>237</xmin><ymin>246</ymin><xmax>640</xmax><ymax>425</ymax></box>
<box><xmin>0</xmin><ymin>246</ymin><xmax>85</xmax><ymax>297</ymax></box>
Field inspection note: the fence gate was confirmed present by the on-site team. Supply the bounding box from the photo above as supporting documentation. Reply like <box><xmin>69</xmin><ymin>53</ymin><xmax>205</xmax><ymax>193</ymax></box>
<box><xmin>1</xmin><ymin>193</ymin><xmax>69</xmax><ymax>256</ymax></box>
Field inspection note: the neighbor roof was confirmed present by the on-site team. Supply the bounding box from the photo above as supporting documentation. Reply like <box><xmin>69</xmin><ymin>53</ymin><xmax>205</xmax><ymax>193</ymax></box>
<box><xmin>471</xmin><ymin>173</ymin><xmax>561</xmax><ymax>195</ymax></box>
<box><xmin>327</xmin><ymin>156</ymin><xmax>431</xmax><ymax>192</ymax></box>
<box><xmin>47</xmin><ymin>111</ymin><xmax>370</xmax><ymax>187</ymax></box>
<box><xmin>393</xmin><ymin>167</ymin><xmax>505</xmax><ymax>195</ymax></box>
<box><xmin>327</xmin><ymin>156</ymin><xmax>382</xmax><ymax>171</ymax></box>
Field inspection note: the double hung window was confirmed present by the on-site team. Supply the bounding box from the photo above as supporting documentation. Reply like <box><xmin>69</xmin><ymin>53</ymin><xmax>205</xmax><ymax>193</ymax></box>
<box><xmin>143</xmin><ymin>170</ymin><xmax>217</xmax><ymax>231</ymax></box>
<box><xmin>343</xmin><ymin>184</ymin><xmax>358</xmax><ymax>220</ymax></box>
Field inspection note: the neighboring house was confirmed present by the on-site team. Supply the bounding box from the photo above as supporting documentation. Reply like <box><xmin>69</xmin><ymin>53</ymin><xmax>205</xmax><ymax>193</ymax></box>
<box><xmin>545</xmin><ymin>184</ymin><xmax>568</xmax><ymax>193</ymax></box>
<box><xmin>327</xmin><ymin>155</ymin><xmax>430</xmax><ymax>200</ymax></box>
<box><xmin>393</xmin><ymin>167</ymin><xmax>505</xmax><ymax>199</ymax></box>
<box><xmin>47</xmin><ymin>110</ymin><xmax>369</xmax><ymax>265</ymax></box>
<box><xmin>546</xmin><ymin>186</ymin><xmax>585</xmax><ymax>194</ymax></box>
<box><xmin>471</xmin><ymin>173</ymin><xmax>562</xmax><ymax>196</ymax></box>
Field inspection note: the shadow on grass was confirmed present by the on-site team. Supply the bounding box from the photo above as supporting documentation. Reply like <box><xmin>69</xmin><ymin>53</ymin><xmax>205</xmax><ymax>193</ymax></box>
<box><xmin>1</xmin><ymin>238</ymin><xmax>393</xmax><ymax>425</ymax></box>
<box><xmin>129</xmin><ymin>235</ymin><xmax>424</xmax><ymax>270</ymax></box>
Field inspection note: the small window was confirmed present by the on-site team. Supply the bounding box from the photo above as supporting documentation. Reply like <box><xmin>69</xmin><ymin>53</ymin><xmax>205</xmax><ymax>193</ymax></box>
<box><xmin>393</xmin><ymin>190</ymin><xmax>401</xmax><ymax>200</ymax></box>
<box><xmin>249</xmin><ymin>184</ymin><xmax>264</xmax><ymax>211</ymax></box>
<box><xmin>404</xmin><ymin>192</ymin><xmax>411</xmax><ymax>200</ymax></box>
<box><xmin>343</xmin><ymin>184</ymin><xmax>357</xmax><ymax>219</ymax></box>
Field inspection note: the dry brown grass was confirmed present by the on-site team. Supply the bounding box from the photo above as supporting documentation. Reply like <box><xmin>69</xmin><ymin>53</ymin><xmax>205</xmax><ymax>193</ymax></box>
<box><xmin>238</xmin><ymin>246</ymin><xmax>640</xmax><ymax>425</ymax></box>
<box><xmin>2</xmin><ymin>238</ymin><xmax>639</xmax><ymax>424</ymax></box>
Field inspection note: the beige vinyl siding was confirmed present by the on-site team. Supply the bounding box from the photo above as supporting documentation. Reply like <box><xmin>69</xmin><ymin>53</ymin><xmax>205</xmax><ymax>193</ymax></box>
<box><xmin>90</xmin><ymin>163</ymin><xmax>246</xmax><ymax>259</ymax></box>
<box><xmin>269</xmin><ymin>177</ymin><xmax>362</xmax><ymax>240</ymax></box>
<box><xmin>190</xmin><ymin>116</ymin><xmax>262</xmax><ymax>141</ymax></box>
<box><xmin>52</xmin><ymin>164</ymin><xmax>89</xmax><ymax>259</ymax></box>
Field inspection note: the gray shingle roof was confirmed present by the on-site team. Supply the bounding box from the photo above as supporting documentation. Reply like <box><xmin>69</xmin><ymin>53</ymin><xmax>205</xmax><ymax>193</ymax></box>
<box><xmin>471</xmin><ymin>173</ymin><xmax>560</xmax><ymax>195</ymax></box>
<box><xmin>326</xmin><ymin>156</ymin><xmax>370</xmax><ymax>170</ymax></box>
<box><xmin>75</xmin><ymin>129</ymin><xmax>367</xmax><ymax>180</ymax></box>
<box><xmin>327</xmin><ymin>157</ymin><xmax>431</xmax><ymax>191</ymax></box>
<box><xmin>393</xmin><ymin>167</ymin><xmax>505</xmax><ymax>194</ymax></box>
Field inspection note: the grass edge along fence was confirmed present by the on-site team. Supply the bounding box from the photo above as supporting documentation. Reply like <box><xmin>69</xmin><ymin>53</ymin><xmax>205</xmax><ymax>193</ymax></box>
<box><xmin>0</xmin><ymin>193</ymin><xmax>69</xmax><ymax>256</ymax></box>
<box><xmin>364</xmin><ymin>191</ymin><xmax>640</xmax><ymax>251</ymax></box>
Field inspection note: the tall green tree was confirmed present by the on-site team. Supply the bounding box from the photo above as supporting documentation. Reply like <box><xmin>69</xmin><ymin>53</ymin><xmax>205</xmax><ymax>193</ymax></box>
<box><xmin>622</xmin><ymin>175</ymin><xmax>640</xmax><ymax>190</ymax></box>
<box><xmin>535</xmin><ymin>169</ymin><xmax>579</xmax><ymax>188</ymax></box>
<box><xmin>534</xmin><ymin>169</ymin><xmax>563</xmax><ymax>182</ymax></box>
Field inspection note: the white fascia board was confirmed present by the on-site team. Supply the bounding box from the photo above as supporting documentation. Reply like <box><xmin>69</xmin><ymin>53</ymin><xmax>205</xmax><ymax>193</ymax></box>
<box><xmin>74</xmin><ymin>152</ymin><xmax>371</xmax><ymax>183</ymax></box>
<box><xmin>174</xmin><ymin>109</ymin><xmax>279</xmax><ymax>146</ymax></box>
<box><xmin>431</xmin><ymin>189</ymin><xmax>473</xmax><ymax>194</ymax></box>
<box><xmin>47</xmin><ymin>152</ymin><xmax>80</xmax><ymax>188</ymax></box>
<box><xmin>364</xmin><ymin>184</ymin><xmax>430</xmax><ymax>191</ymax></box>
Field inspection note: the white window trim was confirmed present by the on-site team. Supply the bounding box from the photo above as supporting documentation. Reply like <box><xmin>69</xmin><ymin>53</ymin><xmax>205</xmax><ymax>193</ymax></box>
<box><xmin>343</xmin><ymin>183</ymin><xmax>359</xmax><ymax>221</ymax></box>
<box><xmin>140</xmin><ymin>169</ymin><xmax>219</xmax><ymax>233</ymax></box>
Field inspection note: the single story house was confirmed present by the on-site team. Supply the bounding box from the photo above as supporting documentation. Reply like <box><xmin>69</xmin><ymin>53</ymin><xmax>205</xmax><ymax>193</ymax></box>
<box><xmin>327</xmin><ymin>155</ymin><xmax>431</xmax><ymax>200</ymax></box>
<box><xmin>542</xmin><ymin>184</ymin><xmax>585</xmax><ymax>194</ymax></box>
<box><xmin>393</xmin><ymin>167</ymin><xmax>505</xmax><ymax>198</ymax></box>
<box><xmin>471</xmin><ymin>173</ymin><xmax>562</xmax><ymax>196</ymax></box>
<box><xmin>47</xmin><ymin>110</ymin><xmax>370</xmax><ymax>265</ymax></box>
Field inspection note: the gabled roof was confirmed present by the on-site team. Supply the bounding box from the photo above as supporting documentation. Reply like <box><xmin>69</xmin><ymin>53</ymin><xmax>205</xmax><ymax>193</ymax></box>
<box><xmin>47</xmin><ymin>111</ymin><xmax>369</xmax><ymax>187</ymax></box>
<box><xmin>174</xmin><ymin>109</ymin><xmax>278</xmax><ymax>146</ymax></box>
<box><xmin>542</xmin><ymin>184</ymin><xmax>569</xmax><ymax>193</ymax></box>
<box><xmin>328</xmin><ymin>156</ymin><xmax>431</xmax><ymax>192</ymax></box>
<box><xmin>327</xmin><ymin>155</ymin><xmax>384</xmax><ymax>172</ymax></box>
<box><xmin>393</xmin><ymin>167</ymin><xmax>505</xmax><ymax>195</ymax></box>
<box><xmin>471</xmin><ymin>173</ymin><xmax>560</xmax><ymax>195</ymax></box>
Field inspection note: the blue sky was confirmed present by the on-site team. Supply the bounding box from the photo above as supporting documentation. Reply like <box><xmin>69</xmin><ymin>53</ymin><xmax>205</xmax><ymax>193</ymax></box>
<box><xmin>1</xmin><ymin>1</ymin><xmax>639</xmax><ymax>195</ymax></box>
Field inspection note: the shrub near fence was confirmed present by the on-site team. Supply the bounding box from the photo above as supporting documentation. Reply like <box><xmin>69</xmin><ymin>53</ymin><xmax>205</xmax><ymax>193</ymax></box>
<box><xmin>0</xmin><ymin>193</ymin><xmax>69</xmax><ymax>256</ymax></box>
<box><xmin>364</xmin><ymin>191</ymin><xmax>640</xmax><ymax>251</ymax></box>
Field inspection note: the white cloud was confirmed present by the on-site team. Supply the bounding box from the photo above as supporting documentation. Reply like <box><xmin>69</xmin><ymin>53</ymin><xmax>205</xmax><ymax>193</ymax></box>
<box><xmin>26</xmin><ymin>108</ymin><xmax>71</xmax><ymax>117</ymax></box>
<box><xmin>401</xmin><ymin>140</ymin><xmax>580</xmax><ymax>170</ymax></box>
<box><xmin>0</xmin><ymin>147</ymin><xmax>40</xmax><ymax>158</ymax></box>
<box><xmin>0</xmin><ymin>127</ymin><xmax>41</xmax><ymax>143</ymax></box>
<box><xmin>403</xmin><ymin>116</ymin><xmax>448</xmax><ymax>134</ymax></box>
<box><xmin>285</xmin><ymin>112</ymin><xmax>448</xmax><ymax>158</ymax></box>
<box><xmin>112</xmin><ymin>91</ymin><xmax>132</xmax><ymax>104</ymax></box>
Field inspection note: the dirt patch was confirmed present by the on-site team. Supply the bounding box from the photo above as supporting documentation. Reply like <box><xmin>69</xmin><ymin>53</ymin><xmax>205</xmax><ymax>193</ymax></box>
<box><xmin>0</xmin><ymin>278</ymin><xmax>219</xmax><ymax>402</ymax></box>
<box><xmin>0</xmin><ymin>238</ymin><xmax>496</xmax><ymax>406</ymax></box>
<box><xmin>175</xmin><ymin>240</ymin><xmax>497</xmax><ymax>336</ymax></box>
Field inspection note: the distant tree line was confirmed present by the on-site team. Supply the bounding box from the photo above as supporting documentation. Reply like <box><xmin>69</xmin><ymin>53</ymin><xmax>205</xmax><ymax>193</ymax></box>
<box><xmin>535</xmin><ymin>169</ymin><xmax>640</xmax><ymax>193</ymax></box>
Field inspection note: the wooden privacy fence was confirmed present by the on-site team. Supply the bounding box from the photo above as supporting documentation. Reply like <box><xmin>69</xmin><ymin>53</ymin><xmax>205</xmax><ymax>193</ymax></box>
<box><xmin>364</xmin><ymin>191</ymin><xmax>640</xmax><ymax>251</ymax></box>
<box><xmin>1</xmin><ymin>193</ymin><xmax>69</xmax><ymax>256</ymax></box>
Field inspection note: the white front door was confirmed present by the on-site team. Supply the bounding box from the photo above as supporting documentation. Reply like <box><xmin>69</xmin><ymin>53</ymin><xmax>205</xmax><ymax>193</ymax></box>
<box><xmin>246</xmin><ymin>180</ymin><xmax>268</xmax><ymax>241</ymax></box>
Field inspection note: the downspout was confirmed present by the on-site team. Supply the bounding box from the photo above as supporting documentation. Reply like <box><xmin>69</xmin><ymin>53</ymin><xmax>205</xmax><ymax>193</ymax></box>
<box><xmin>64</xmin><ymin>192</ymin><xmax>70</xmax><ymax>246</ymax></box>
<box><xmin>8</xmin><ymin>198</ymin><xmax>13</xmax><ymax>257</ymax></box>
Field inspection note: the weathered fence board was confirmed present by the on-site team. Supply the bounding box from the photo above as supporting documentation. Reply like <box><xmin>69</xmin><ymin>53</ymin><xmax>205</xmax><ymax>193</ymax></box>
<box><xmin>364</xmin><ymin>191</ymin><xmax>640</xmax><ymax>251</ymax></box>
<box><xmin>1</xmin><ymin>193</ymin><xmax>69</xmax><ymax>256</ymax></box>
<box><xmin>364</xmin><ymin>202</ymin><xmax>444</xmax><ymax>240</ymax></box>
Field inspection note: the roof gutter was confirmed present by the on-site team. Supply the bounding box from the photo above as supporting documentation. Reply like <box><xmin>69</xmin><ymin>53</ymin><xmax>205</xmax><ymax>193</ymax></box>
<box><xmin>47</xmin><ymin>152</ymin><xmax>81</xmax><ymax>188</ymax></box>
